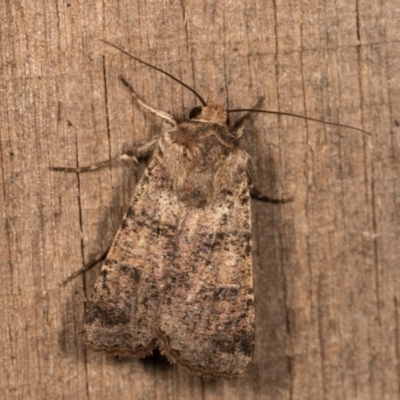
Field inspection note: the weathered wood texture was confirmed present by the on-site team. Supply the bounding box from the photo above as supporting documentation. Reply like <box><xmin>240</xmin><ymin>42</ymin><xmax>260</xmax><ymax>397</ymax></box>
<box><xmin>1</xmin><ymin>1</ymin><xmax>399</xmax><ymax>399</ymax></box>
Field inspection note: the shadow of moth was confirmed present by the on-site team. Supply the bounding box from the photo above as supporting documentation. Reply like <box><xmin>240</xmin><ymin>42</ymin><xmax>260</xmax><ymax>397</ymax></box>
<box><xmin>53</xmin><ymin>41</ymin><xmax>370</xmax><ymax>379</ymax></box>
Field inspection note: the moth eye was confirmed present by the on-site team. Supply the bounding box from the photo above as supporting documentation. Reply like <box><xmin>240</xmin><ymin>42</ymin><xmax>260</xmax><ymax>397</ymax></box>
<box><xmin>189</xmin><ymin>106</ymin><xmax>203</xmax><ymax>119</ymax></box>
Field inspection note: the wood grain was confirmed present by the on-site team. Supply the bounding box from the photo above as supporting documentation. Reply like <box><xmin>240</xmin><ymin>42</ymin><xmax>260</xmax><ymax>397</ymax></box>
<box><xmin>1</xmin><ymin>1</ymin><xmax>399</xmax><ymax>399</ymax></box>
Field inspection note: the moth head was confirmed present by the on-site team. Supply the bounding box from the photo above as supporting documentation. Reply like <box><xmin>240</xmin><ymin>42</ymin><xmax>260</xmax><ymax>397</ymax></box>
<box><xmin>189</xmin><ymin>101</ymin><xmax>229</xmax><ymax>126</ymax></box>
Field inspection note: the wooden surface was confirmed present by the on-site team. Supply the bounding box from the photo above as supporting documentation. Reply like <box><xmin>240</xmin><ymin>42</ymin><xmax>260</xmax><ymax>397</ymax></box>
<box><xmin>1</xmin><ymin>1</ymin><xmax>399</xmax><ymax>399</ymax></box>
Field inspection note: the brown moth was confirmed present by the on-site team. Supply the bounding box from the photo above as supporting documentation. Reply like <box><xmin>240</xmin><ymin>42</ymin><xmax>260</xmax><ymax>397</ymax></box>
<box><xmin>83</xmin><ymin>94</ymin><xmax>258</xmax><ymax>378</ymax></box>
<box><xmin>53</xmin><ymin>42</ymin><xmax>369</xmax><ymax>379</ymax></box>
<box><xmin>81</xmin><ymin>69</ymin><xmax>287</xmax><ymax>378</ymax></box>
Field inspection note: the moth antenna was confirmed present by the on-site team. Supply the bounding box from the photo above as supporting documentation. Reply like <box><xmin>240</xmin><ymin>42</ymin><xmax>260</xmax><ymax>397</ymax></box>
<box><xmin>101</xmin><ymin>39</ymin><xmax>206</xmax><ymax>106</ymax></box>
<box><xmin>228</xmin><ymin>108</ymin><xmax>372</xmax><ymax>136</ymax></box>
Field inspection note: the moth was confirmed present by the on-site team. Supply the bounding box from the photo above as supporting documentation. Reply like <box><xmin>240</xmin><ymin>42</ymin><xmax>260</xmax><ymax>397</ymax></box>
<box><xmin>53</xmin><ymin>41</ymin><xmax>370</xmax><ymax>379</ymax></box>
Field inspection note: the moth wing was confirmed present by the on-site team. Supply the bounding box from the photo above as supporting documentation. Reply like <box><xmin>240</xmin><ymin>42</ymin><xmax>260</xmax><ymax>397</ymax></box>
<box><xmin>83</xmin><ymin>151</ymin><xmax>184</xmax><ymax>357</ymax></box>
<box><xmin>156</xmin><ymin>170</ymin><xmax>255</xmax><ymax>378</ymax></box>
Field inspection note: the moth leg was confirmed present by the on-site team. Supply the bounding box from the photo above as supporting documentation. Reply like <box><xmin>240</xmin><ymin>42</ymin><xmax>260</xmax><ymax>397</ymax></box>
<box><xmin>118</xmin><ymin>75</ymin><xmax>177</xmax><ymax>128</ymax></box>
<box><xmin>246</xmin><ymin>156</ymin><xmax>294</xmax><ymax>203</ymax></box>
<box><xmin>231</xmin><ymin>97</ymin><xmax>265</xmax><ymax>138</ymax></box>
<box><xmin>60</xmin><ymin>248</ymin><xmax>109</xmax><ymax>286</ymax></box>
<box><xmin>49</xmin><ymin>154</ymin><xmax>136</xmax><ymax>173</ymax></box>
<box><xmin>49</xmin><ymin>136</ymin><xmax>159</xmax><ymax>173</ymax></box>
<box><xmin>250</xmin><ymin>186</ymin><xmax>294</xmax><ymax>204</ymax></box>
